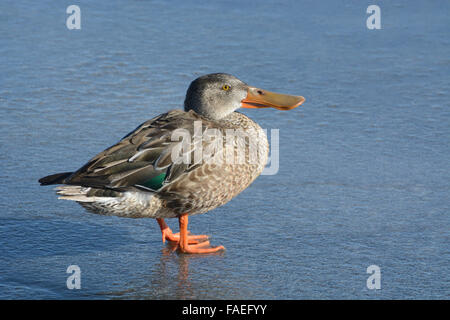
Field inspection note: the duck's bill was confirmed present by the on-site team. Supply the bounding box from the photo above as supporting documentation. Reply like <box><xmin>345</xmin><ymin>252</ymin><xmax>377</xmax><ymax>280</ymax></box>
<box><xmin>241</xmin><ymin>86</ymin><xmax>305</xmax><ymax>110</ymax></box>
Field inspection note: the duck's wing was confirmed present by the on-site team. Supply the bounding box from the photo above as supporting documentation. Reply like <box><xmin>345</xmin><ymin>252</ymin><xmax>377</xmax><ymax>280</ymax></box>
<box><xmin>64</xmin><ymin>109</ymin><xmax>219</xmax><ymax>192</ymax></box>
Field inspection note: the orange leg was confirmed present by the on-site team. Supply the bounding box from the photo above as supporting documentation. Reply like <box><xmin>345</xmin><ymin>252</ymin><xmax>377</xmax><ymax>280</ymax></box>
<box><xmin>178</xmin><ymin>214</ymin><xmax>225</xmax><ymax>254</ymax></box>
<box><xmin>156</xmin><ymin>218</ymin><xmax>208</xmax><ymax>245</ymax></box>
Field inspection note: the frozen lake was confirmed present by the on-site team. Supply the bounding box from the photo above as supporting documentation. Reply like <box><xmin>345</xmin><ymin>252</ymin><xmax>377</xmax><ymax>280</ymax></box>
<box><xmin>0</xmin><ymin>0</ymin><xmax>449</xmax><ymax>299</ymax></box>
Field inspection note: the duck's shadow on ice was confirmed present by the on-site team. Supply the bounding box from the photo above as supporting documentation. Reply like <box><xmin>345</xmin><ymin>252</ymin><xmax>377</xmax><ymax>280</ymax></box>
<box><xmin>99</xmin><ymin>244</ymin><xmax>227</xmax><ymax>299</ymax></box>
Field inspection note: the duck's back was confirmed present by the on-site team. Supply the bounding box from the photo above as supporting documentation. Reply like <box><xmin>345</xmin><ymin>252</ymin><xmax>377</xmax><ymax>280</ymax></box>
<box><xmin>49</xmin><ymin>110</ymin><xmax>268</xmax><ymax>218</ymax></box>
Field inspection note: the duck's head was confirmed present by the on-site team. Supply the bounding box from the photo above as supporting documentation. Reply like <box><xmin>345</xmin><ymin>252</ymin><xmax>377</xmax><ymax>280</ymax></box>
<box><xmin>184</xmin><ymin>73</ymin><xmax>305</xmax><ymax>120</ymax></box>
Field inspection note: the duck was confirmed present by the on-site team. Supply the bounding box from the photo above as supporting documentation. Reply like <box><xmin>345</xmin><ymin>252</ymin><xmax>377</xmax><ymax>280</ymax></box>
<box><xmin>39</xmin><ymin>73</ymin><xmax>305</xmax><ymax>254</ymax></box>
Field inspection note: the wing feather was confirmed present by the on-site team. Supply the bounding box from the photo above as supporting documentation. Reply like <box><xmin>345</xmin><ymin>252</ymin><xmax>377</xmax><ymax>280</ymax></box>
<box><xmin>64</xmin><ymin>110</ymin><xmax>223</xmax><ymax>192</ymax></box>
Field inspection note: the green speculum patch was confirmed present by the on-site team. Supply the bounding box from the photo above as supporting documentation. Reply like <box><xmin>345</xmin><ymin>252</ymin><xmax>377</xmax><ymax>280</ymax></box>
<box><xmin>141</xmin><ymin>172</ymin><xmax>166</xmax><ymax>190</ymax></box>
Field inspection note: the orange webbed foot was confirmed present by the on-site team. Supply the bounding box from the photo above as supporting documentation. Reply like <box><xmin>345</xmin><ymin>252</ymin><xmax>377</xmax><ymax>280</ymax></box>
<box><xmin>161</xmin><ymin>227</ymin><xmax>209</xmax><ymax>245</ymax></box>
<box><xmin>177</xmin><ymin>214</ymin><xmax>225</xmax><ymax>254</ymax></box>
<box><xmin>157</xmin><ymin>216</ymin><xmax>225</xmax><ymax>254</ymax></box>
<box><xmin>157</xmin><ymin>218</ymin><xmax>209</xmax><ymax>245</ymax></box>
<box><xmin>178</xmin><ymin>241</ymin><xmax>225</xmax><ymax>254</ymax></box>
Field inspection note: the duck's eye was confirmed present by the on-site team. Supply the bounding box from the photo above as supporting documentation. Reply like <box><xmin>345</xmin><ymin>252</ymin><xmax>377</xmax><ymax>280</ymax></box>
<box><xmin>222</xmin><ymin>84</ymin><xmax>231</xmax><ymax>91</ymax></box>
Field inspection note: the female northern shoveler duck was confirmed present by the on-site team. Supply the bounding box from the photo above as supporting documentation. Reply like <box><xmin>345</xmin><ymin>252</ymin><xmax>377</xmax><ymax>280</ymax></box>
<box><xmin>39</xmin><ymin>73</ymin><xmax>305</xmax><ymax>254</ymax></box>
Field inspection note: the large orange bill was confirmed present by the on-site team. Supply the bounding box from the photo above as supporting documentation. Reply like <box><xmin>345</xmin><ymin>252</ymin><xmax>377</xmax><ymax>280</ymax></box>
<box><xmin>241</xmin><ymin>86</ymin><xmax>305</xmax><ymax>110</ymax></box>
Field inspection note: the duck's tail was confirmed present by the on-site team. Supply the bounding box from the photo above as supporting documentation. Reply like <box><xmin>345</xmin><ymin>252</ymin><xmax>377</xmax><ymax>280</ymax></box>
<box><xmin>38</xmin><ymin>172</ymin><xmax>73</xmax><ymax>186</ymax></box>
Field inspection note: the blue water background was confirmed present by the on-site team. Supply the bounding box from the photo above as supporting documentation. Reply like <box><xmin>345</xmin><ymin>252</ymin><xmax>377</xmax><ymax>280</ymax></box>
<box><xmin>0</xmin><ymin>0</ymin><xmax>449</xmax><ymax>299</ymax></box>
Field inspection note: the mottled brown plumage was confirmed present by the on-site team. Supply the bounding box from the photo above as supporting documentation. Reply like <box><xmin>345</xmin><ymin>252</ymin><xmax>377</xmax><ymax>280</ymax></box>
<box><xmin>51</xmin><ymin>109</ymin><xmax>268</xmax><ymax>219</ymax></box>
<box><xmin>39</xmin><ymin>73</ymin><xmax>304</xmax><ymax>253</ymax></box>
